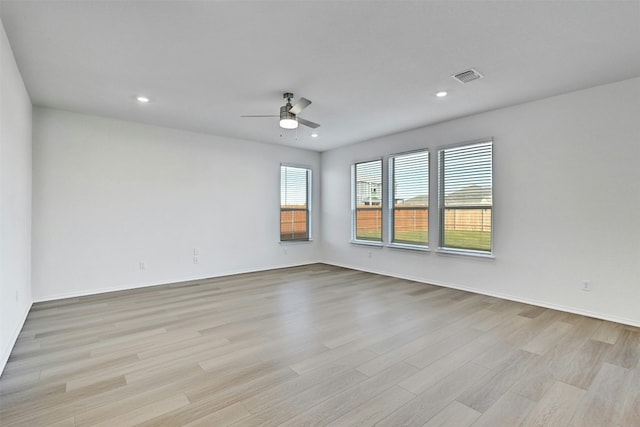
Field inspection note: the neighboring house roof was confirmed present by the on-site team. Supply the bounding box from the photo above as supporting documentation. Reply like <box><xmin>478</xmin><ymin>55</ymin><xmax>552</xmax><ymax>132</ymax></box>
<box><xmin>445</xmin><ymin>185</ymin><xmax>492</xmax><ymax>206</ymax></box>
<box><xmin>396</xmin><ymin>185</ymin><xmax>492</xmax><ymax>207</ymax></box>
<box><xmin>401</xmin><ymin>195</ymin><xmax>429</xmax><ymax>206</ymax></box>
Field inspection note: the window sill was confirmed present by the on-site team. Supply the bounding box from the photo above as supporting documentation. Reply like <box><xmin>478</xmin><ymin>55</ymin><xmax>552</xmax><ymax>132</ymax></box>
<box><xmin>350</xmin><ymin>240</ymin><xmax>383</xmax><ymax>248</ymax></box>
<box><xmin>279</xmin><ymin>239</ymin><xmax>313</xmax><ymax>245</ymax></box>
<box><xmin>436</xmin><ymin>248</ymin><xmax>495</xmax><ymax>260</ymax></box>
<box><xmin>388</xmin><ymin>243</ymin><xmax>430</xmax><ymax>252</ymax></box>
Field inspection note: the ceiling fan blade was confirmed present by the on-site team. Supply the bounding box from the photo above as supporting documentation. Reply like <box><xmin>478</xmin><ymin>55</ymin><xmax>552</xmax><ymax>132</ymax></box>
<box><xmin>240</xmin><ymin>115</ymin><xmax>279</xmax><ymax>117</ymax></box>
<box><xmin>288</xmin><ymin>97</ymin><xmax>311</xmax><ymax>115</ymax></box>
<box><xmin>297</xmin><ymin>117</ymin><xmax>320</xmax><ymax>129</ymax></box>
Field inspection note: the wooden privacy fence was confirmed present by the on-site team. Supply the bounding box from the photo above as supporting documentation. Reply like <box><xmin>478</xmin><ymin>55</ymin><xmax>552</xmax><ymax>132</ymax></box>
<box><xmin>444</xmin><ymin>207</ymin><xmax>492</xmax><ymax>232</ymax></box>
<box><xmin>281</xmin><ymin>206</ymin><xmax>492</xmax><ymax>239</ymax></box>
<box><xmin>394</xmin><ymin>207</ymin><xmax>428</xmax><ymax>232</ymax></box>
<box><xmin>280</xmin><ymin>208</ymin><xmax>308</xmax><ymax>240</ymax></box>
<box><xmin>355</xmin><ymin>206</ymin><xmax>492</xmax><ymax>233</ymax></box>
<box><xmin>356</xmin><ymin>207</ymin><xmax>383</xmax><ymax>234</ymax></box>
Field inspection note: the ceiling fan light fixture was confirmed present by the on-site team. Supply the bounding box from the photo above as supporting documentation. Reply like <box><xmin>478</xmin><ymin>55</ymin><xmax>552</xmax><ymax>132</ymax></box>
<box><xmin>279</xmin><ymin>118</ymin><xmax>298</xmax><ymax>129</ymax></box>
<box><xmin>279</xmin><ymin>105</ymin><xmax>298</xmax><ymax>129</ymax></box>
<box><xmin>241</xmin><ymin>92</ymin><xmax>318</xmax><ymax>131</ymax></box>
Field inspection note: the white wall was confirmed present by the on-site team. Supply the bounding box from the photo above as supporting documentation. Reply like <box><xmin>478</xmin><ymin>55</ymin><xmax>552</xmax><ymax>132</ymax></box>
<box><xmin>321</xmin><ymin>77</ymin><xmax>640</xmax><ymax>326</ymax></box>
<box><xmin>0</xmin><ymin>18</ymin><xmax>32</xmax><ymax>373</ymax></box>
<box><xmin>32</xmin><ymin>108</ymin><xmax>321</xmax><ymax>300</ymax></box>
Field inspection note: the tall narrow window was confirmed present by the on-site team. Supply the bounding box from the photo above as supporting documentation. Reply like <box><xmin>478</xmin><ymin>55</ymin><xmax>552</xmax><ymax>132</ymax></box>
<box><xmin>439</xmin><ymin>140</ymin><xmax>493</xmax><ymax>254</ymax></box>
<box><xmin>352</xmin><ymin>159</ymin><xmax>383</xmax><ymax>242</ymax></box>
<box><xmin>280</xmin><ymin>165</ymin><xmax>311</xmax><ymax>241</ymax></box>
<box><xmin>389</xmin><ymin>150</ymin><xmax>429</xmax><ymax>247</ymax></box>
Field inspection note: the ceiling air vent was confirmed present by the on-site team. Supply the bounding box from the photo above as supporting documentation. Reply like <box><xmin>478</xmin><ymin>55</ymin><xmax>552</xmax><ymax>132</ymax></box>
<box><xmin>452</xmin><ymin>68</ymin><xmax>484</xmax><ymax>84</ymax></box>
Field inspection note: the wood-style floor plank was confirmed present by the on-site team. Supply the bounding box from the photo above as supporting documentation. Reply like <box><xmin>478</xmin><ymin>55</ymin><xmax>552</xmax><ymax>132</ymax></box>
<box><xmin>469</xmin><ymin>391</ymin><xmax>535</xmax><ymax>427</ymax></box>
<box><xmin>421</xmin><ymin>400</ymin><xmax>480</xmax><ymax>427</ymax></box>
<box><xmin>375</xmin><ymin>361</ymin><xmax>490</xmax><ymax>426</ymax></box>
<box><xmin>568</xmin><ymin>362</ymin><xmax>631</xmax><ymax>427</ymax></box>
<box><xmin>182</xmin><ymin>401</ymin><xmax>251</xmax><ymax>427</ymax></box>
<box><xmin>520</xmin><ymin>381</ymin><xmax>585</xmax><ymax>427</ymax></box>
<box><xmin>0</xmin><ymin>263</ymin><xmax>638</xmax><ymax>426</ymax></box>
<box><xmin>279</xmin><ymin>362</ymin><xmax>419</xmax><ymax>427</ymax></box>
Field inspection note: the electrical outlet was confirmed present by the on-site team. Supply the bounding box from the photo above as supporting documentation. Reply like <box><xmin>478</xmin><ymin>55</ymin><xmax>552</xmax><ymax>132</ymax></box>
<box><xmin>582</xmin><ymin>281</ymin><xmax>591</xmax><ymax>292</ymax></box>
<box><xmin>139</xmin><ymin>261</ymin><xmax>146</xmax><ymax>271</ymax></box>
<box><xmin>283</xmin><ymin>247</ymin><xmax>288</xmax><ymax>255</ymax></box>
<box><xmin>193</xmin><ymin>256</ymin><xmax>199</xmax><ymax>264</ymax></box>
<box><xmin>193</xmin><ymin>248</ymin><xmax>199</xmax><ymax>256</ymax></box>
<box><xmin>368</xmin><ymin>251</ymin><xmax>372</xmax><ymax>259</ymax></box>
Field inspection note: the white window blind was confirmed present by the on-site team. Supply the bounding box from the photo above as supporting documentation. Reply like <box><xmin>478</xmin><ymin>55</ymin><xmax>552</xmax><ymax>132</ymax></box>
<box><xmin>389</xmin><ymin>150</ymin><xmax>429</xmax><ymax>246</ymax></box>
<box><xmin>438</xmin><ymin>141</ymin><xmax>493</xmax><ymax>253</ymax></box>
<box><xmin>280</xmin><ymin>165</ymin><xmax>311</xmax><ymax>241</ymax></box>
<box><xmin>352</xmin><ymin>159</ymin><xmax>383</xmax><ymax>242</ymax></box>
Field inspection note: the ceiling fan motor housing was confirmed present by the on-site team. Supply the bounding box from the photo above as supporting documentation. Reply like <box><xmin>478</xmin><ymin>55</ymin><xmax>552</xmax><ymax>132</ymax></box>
<box><xmin>280</xmin><ymin>104</ymin><xmax>296</xmax><ymax>121</ymax></box>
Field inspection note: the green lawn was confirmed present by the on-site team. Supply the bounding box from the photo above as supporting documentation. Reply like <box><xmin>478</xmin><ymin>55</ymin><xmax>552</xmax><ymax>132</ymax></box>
<box><xmin>394</xmin><ymin>230</ymin><xmax>428</xmax><ymax>245</ymax></box>
<box><xmin>443</xmin><ymin>230</ymin><xmax>491</xmax><ymax>251</ymax></box>
<box><xmin>357</xmin><ymin>229</ymin><xmax>491</xmax><ymax>251</ymax></box>
<box><xmin>356</xmin><ymin>231</ymin><xmax>382</xmax><ymax>241</ymax></box>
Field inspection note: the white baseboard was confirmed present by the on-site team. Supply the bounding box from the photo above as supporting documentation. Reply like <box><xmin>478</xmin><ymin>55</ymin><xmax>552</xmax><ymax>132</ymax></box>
<box><xmin>1</xmin><ymin>301</ymin><xmax>32</xmax><ymax>376</ymax></box>
<box><xmin>33</xmin><ymin>279</ymin><xmax>179</xmax><ymax>303</ymax></box>
<box><xmin>33</xmin><ymin>261</ymin><xmax>321</xmax><ymax>303</ymax></box>
<box><xmin>323</xmin><ymin>261</ymin><xmax>640</xmax><ymax>328</ymax></box>
<box><xmin>28</xmin><ymin>260</ymin><xmax>639</xmax><ymax>330</ymax></box>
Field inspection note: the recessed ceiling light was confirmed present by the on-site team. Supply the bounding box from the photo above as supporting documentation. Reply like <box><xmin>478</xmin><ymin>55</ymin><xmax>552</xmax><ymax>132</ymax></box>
<box><xmin>136</xmin><ymin>96</ymin><xmax>149</xmax><ymax>103</ymax></box>
<box><xmin>311</xmin><ymin>133</ymin><xmax>319</xmax><ymax>138</ymax></box>
<box><xmin>436</xmin><ymin>91</ymin><xmax>448</xmax><ymax>98</ymax></box>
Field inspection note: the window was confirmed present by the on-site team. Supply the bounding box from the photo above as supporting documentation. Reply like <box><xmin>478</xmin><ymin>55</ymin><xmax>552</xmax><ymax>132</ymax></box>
<box><xmin>280</xmin><ymin>165</ymin><xmax>311</xmax><ymax>241</ymax></box>
<box><xmin>352</xmin><ymin>159</ymin><xmax>383</xmax><ymax>242</ymax></box>
<box><xmin>389</xmin><ymin>150</ymin><xmax>429</xmax><ymax>247</ymax></box>
<box><xmin>438</xmin><ymin>140</ymin><xmax>493</xmax><ymax>254</ymax></box>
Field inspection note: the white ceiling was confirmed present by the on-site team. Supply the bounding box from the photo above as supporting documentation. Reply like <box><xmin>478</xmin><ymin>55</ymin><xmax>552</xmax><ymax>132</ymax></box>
<box><xmin>1</xmin><ymin>1</ymin><xmax>639</xmax><ymax>152</ymax></box>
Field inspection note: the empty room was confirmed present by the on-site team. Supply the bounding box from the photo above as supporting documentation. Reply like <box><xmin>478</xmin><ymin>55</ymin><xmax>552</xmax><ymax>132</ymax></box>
<box><xmin>1</xmin><ymin>1</ymin><xmax>639</xmax><ymax>426</ymax></box>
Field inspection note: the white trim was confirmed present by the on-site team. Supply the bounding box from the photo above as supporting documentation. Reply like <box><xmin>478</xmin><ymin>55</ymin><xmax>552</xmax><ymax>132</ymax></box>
<box><xmin>32</xmin><ymin>262</ymin><xmax>321</xmax><ymax>303</ymax></box>
<box><xmin>280</xmin><ymin>161</ymin><xmax>312</xmax><ymax>170</ymax></box>
<box><xmin>322</xmin><ymin>261</ymin><xmax>640</xmax><ymax>328</ymax></box>
<box><xmin>350</xmin><ymin>240</ymin><xmax>384</xmax><ymax>248</ymax></box>
<box><xmin>436</xmin><ymin>248</ymin><xmax>495</xmax><ymax>260</ymax></box>
<box><xmin>437</xmin><ymin>138</ymin><xmax>494</xmax><ymax>255</ymax></box>
<box><xmin>388</xmin><ymin>148</ymin><xmax>430</xmax><ymax>250</ymax></box>
<box><xmin>280</xmin><ymin>164</ymin><xmax>313</xmax><ymax>242</ymax></box>
<box><xmin>33</xmin><ymin>280</ymin><xmax>181</xmax><ymax>302</ymax></box>
<box><xmin>350</xmin><ymin>156</ymin><xmax>385</xmax><ymax>167</ymax></box>
<box><xmin>26</xmin><ymin>261</ymin><xmax>640</xmax><ymax>341</ymax></box>
<box><xmin>435</xmin><ymin>137</ymin><xmax>494</xmax><ymax>152</ymax></box>
<box><xmin>0</xmin><ymin>301</ymin><xmax>32</xmax><ymax>375</ymax></box>
<box><xmin>388</xmin><ymin>243</ymin><xmax>430</xmax><ymax>252</ymax></box>
<box><xmin>279</xmin><ymin>240</ymin><xmax>313</xmax><ymax>245</ymax></box>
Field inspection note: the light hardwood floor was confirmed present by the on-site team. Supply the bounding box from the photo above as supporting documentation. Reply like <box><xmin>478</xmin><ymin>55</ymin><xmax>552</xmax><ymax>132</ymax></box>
<box><xmin>1</xmin><ymin>264</ymin><xmax>638</xmax><ymax>426</ymax></box>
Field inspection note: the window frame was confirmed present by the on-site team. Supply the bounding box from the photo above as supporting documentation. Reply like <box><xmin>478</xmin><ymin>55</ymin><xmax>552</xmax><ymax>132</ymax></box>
<box><xmin>351</xmin><ymin>158</ymin><xmax>384</xmax><ymax>245</ymax></box>
<box><xmin>280</xmin><ymin>163</ymin><xmax>312</xmax><ymax>243</ymax></box>
<box><xmin>388</xmin><ymin>149</ymin><xmax>430</xmax><ymax>251</ymax></box>
<box><xmin>437</xmin><ymin>139</ymin><xmax>494</xmax><ymax>257</ymax></box>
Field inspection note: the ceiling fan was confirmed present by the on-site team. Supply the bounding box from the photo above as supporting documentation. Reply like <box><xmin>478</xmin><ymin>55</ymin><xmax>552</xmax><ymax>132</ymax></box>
<box><xmin>241</xmin><ymin>92</ymin><xmax>320</xmax><ymax>130</ymax></box>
